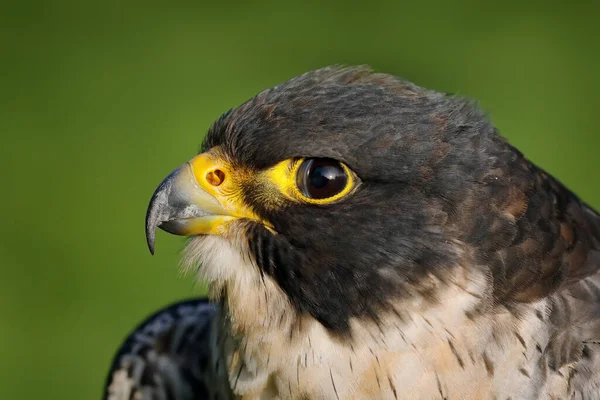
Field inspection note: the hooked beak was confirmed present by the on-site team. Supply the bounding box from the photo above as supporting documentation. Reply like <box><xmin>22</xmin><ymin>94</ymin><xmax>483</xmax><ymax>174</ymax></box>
<box><xmin>145</xmin><ymin>152</ymin><xmax>240</xmax><ymax>254</ymax></box>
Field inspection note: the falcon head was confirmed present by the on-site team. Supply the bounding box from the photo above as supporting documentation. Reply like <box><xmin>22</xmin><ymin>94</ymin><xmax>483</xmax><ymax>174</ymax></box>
<box><xmin>146</xmin><ymin>66</ymin><xmax>537</xmax><ymax>335</ymax></box>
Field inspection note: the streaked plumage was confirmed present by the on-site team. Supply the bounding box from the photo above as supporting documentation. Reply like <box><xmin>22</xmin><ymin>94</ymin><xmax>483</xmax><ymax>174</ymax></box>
<box><xmin>105</xmin><ymin>66</ymin><xmax>600</xmax><ymax>399</ymax></box>
<box><xmin>104</xmin><ymin>299</ymin><xmax>230</xmax><ymax>400</ymax></box>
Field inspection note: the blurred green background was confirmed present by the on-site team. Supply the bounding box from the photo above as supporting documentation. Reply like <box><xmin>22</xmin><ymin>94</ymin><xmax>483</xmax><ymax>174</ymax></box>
<box><xmin>1</xmin><ymin>1</ymin><xmax>599</xmax><ymax>398</ymax></box>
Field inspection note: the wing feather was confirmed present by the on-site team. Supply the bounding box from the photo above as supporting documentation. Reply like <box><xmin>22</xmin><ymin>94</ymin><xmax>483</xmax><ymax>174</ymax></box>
<box><xmin>103</xmin><ymin>298</ymin><xmax>231</xmax><ymax>400</ymax></box>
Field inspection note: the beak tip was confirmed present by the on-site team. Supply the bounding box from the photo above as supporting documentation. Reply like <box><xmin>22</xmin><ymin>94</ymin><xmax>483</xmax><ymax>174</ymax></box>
<box><xmin>146</xmin><ymin>172</ymin><xmax>174</xmax><ymax>256</ymax></box>
<box><xmin>147</xmin><ymin>235</ymin><xmax>156</xmax><ymax>255</ymax></box>
<box><xmin>145</xmin><ymin>220</ymin><xmax>157</xmax><ymax>255</ymax></box>
<box><xmin>145</xmin><ymin>193</ymin><xmax>160</xmax><ymax>256</ymax></box>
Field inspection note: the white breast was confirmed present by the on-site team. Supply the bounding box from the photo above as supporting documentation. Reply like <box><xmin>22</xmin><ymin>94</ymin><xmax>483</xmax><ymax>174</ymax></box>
<box><xmin>183</xmin><ymin>235</ymin><xmax>568</xmax><ymax>399</ymax></box>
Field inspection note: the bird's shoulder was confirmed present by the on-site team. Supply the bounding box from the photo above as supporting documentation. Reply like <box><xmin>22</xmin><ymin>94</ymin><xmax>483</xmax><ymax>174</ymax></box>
<box><xmin>470</xmin><ymin>137</ymin><xmax>600</xmax><ymax>304</ymax></box>
<box><xmin>103</xmin><ymin>298</ymin><xmax>231</xmax><ymax>400</ymax></box>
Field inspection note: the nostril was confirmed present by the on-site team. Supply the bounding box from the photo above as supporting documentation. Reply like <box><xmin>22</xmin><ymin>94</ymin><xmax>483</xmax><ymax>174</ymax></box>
<box><xmin>206</xmin><ymin>169</ymin><xmax>225</xmax><ymax>186</ymax></box>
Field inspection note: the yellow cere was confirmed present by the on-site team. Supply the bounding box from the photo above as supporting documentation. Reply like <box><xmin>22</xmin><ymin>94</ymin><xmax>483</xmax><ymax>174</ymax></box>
<box><xmin>187</xmin><ymin>148</ymin><xmax>356</xmax><ymax>236</ymax></box>
<box><xmin>189</xmin><ymin>150</ymin><xmax>265</xmax><ymax>223</ymax></box>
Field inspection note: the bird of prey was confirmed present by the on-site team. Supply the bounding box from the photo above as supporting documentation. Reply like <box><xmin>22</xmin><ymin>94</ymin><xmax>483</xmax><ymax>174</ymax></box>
<box><xmin>104</xmin><ymin>66</ymin><xmax>600</xmax><ymax>399</ymax></box>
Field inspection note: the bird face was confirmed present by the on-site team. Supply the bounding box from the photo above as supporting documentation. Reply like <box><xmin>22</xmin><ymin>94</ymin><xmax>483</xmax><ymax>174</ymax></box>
<box><xmin>146</xmin><ymin>66</ymin><xmax>498</xmax><ymax>333</ymax></box>
<box><xmin>146</xmin><ymin>148</ymin><xmax>358</xmax><ymax>244</ymax></box>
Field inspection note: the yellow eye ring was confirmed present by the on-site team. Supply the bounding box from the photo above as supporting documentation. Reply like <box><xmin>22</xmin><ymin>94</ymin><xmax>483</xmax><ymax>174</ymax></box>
<box><xmin>261</xmin><ymin>157</ymin><xmax>357</xmax><ymax>205</ymax></box>
<box><xmin>289</xmin><ymin>158</ymin><xmax>356</xmax><ymax>204</ymax></box>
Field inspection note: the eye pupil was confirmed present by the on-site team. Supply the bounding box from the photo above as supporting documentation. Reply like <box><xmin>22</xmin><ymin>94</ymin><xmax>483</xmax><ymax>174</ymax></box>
<box><xmin>309</xmin><ymin>166</ymin><xmax>332</xmax><ymax>189</ymax></box>
<box><xmin>297</xmin><ymin>158</ymin><xmax>349</xmax><ymax>200</ymax></box>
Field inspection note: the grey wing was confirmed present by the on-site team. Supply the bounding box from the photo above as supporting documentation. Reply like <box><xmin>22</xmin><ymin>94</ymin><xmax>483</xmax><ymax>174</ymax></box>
<box><xmin>103</xmin><ymin>298</ymin><xmax>232</xmax><ymax>400</ymax></box>
<box><xmin>538</xmin><ymin>201</ymin><xmax>600</xmax><ymax>397</ymax></box>
<box><xmin>554</xmin><ymin>269</ymin><xmax>600</xmax><ymax>398</ymax></box>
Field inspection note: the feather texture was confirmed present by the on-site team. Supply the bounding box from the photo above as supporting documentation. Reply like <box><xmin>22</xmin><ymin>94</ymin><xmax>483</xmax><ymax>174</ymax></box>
<box><xmin>107</xmin><ymin>66</ymin><xmax>600</xmax><ymax>399</ymax></box>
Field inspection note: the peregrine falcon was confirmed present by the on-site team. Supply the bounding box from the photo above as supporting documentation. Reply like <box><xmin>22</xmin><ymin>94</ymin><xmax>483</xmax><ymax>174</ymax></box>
<box><xmin>104</xmin><ymin>66</ymin><xmax>600</xmax><ymax>399</ymax></box>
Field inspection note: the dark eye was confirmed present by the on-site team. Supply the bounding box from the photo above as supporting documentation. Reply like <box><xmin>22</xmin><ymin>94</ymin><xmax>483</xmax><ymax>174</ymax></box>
<box><xmin>296</xmin><ymin>158</ymin><xmax>349</xmax><ymax>200</ymax></box>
